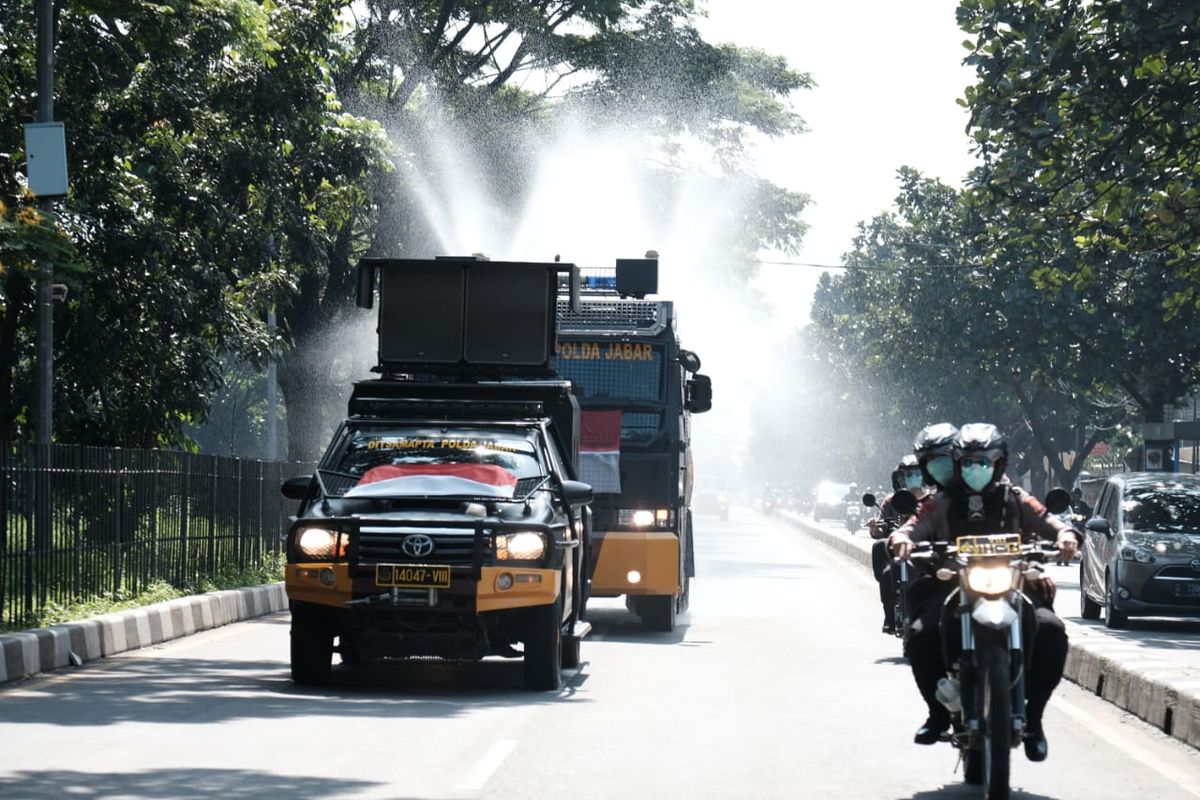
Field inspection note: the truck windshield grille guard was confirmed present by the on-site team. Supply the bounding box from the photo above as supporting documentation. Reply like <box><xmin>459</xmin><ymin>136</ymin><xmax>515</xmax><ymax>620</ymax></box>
<box><xmin>288</xmin><ymin>518</ymin><xmax>567</xmax><ymax>579</ymax></box>
<box><xmin>556</xmin><ymin>299</ymin><xmax>664</xmax><ymax>334</ymax></box>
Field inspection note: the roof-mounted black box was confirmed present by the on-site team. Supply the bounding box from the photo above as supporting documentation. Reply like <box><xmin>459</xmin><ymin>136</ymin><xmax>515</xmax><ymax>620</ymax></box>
<box><xmin>615</xmin><ymin>257</ymin><xmax>658</xmax><ymax>298</ymax></box>
<box><xmin>357</xmin><ymin>257</ymin><xmax>580</xmax><ymax>376</ymax></box>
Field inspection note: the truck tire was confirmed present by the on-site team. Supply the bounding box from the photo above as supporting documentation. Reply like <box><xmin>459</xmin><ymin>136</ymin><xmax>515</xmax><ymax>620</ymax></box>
<box><xmin>523</xmin><ymin>596</ymin><xmax>563</xmax><ymax>691</ymax></box>
<box><xmin>640</xmin><ymin>594</ymin><xmax>677</xmax><ymax>632</ymax></box>
<box><xmin>290</xmin><ymin>617</ymin><xmax>333</xmax><ymax>686</ymax></box>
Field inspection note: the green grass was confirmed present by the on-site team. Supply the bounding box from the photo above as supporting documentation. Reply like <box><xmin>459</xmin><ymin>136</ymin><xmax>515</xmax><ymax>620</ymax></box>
<box><xmin>0</xmin><ymin>552</ymin><xmax>285</xmax><ymax>634</ymax></box>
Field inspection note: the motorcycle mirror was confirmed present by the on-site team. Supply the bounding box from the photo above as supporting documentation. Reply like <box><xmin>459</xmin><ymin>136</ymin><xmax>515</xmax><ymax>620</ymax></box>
<box><xmin>1043</xmin><ymin>487</ymin><xmax>1072</xmax><ymax>515</ymax></box>
<box><xmin>862</xmin><ymin>493</ymin><xmax>876</xmax><ymax>507</ymax></box>
<box><xmin>891</xmin><ymin>489</ymin><xmax>919</xmax><ymax>516</ymax></box>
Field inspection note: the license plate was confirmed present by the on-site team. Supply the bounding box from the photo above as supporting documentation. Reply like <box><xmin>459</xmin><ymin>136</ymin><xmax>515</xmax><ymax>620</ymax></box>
<box><xmin>1174</xmin><ymin>582</ymin><xmax>1200</xmax><ymax>597</ymax></box>
<box><xmin>956</xmin><ymin>534</ymin><xmax>1022</xmax><ymax>556</ymax></box>
<box><xmin>375</xmin><ymin>564</ymin><xmax>451</xmax><ymax>588</ymax></box>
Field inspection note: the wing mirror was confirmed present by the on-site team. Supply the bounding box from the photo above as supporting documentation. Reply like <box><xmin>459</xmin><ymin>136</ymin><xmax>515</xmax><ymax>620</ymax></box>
<box><xmin>679</xmin><ymin>349</ymin><xmax>702</xmax><ymax>373</ymax></box>
<box><xmin>561</xmin><ymin>480</ymin><xmax>594</xmax><ymax>506</ymax></box>
<box><xmin>686</xmin><ymin>374</ymin><xmax>712</xmax><ymax>413</ymax></box>
<box><xmin>281</xmin><ymin>475</ymin><xmax>314</xmax><ymax>500</ymax></box>
<box><xmin>1043</xmin><ymin>487</ymin><xmax>1072</xmax><ymax>515</ymax></box>
<box><xmin>862</xmin><ymin>493</ymin><xmax>877</xmax><ymax>508</ymax></box>
<box><xmin>891</xmin><ymin>489</ymin><xmax>919</xmax><ymax>516</ymax></box>
<box><xmin>1085</xmin><ymin>517</ymin><xmax>1111</xmax><ymax>536</ymax></box>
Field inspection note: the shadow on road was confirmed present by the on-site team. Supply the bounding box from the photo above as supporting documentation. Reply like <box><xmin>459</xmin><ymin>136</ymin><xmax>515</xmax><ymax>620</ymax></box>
<box><xmin>1072</xmin><ymin>616</ymin><xmax>1200</xmax><ymax>650</ymax></box>
<box><xmin>585</xmin><ymin>606</ymin><xmax>692</xmax><ymax>645</ymax></box>
<box><xmin>0</xmin><ymin>768</ymin><xmax>384</xmax><ymax>799</ymax></box>
<box><xmin>0</xmin><ymin>653</ymin><xmax>591</xmax><ymax>728</ymax></box>
<box><xmin>899</xmin><ymin>784</ymin><xmax>1060</xmax><ymax>800</ymax></box>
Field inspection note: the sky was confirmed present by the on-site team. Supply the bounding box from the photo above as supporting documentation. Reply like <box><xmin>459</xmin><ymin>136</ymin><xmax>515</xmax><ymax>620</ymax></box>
<box><xmin>696</xmin><ymin>0</ymin><xmax>981</xmax><ymax>325</ymax></box>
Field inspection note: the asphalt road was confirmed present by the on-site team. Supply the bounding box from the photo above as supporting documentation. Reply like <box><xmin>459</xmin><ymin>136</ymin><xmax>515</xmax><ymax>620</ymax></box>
<box><xmin>1</xmin><ymin>511</ymin><xmax>1197</xmax><ymax>799</ymax></box>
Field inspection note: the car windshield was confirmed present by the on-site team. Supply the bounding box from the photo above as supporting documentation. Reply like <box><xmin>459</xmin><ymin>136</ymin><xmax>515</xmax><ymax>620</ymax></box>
<box><xmin>1122</xmin><ymin>485</ymin><xmax>1200</xmax><ymax>533</ymax></box>
<box><xmin>322</xmin><ymin>425</ymin><xmax>545</xmax><ymax>499</ymax></box>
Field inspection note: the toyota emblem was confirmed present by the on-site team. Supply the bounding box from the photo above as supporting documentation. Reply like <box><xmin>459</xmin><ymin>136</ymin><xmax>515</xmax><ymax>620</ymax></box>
<box><xmin>1191</xmin><ymin>558</ymin><xmax>1200</xmax><ymax>571</ymax></box>
<box><xmin>401</xmin><ymin>534</ymin><xmax>435</xmax><ymax>558</ymax></box>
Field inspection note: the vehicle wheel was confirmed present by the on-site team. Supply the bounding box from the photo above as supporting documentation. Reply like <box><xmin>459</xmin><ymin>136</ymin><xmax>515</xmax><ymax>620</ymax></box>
<box><xmin>523</xmin><ymin>596</ymin><xmax>563</xmax><ymax>691</ymax></box>
<box><xmin>963</xmin><ymin>749</ymin><xmax>983</xmax><ymax>785</ymax></box>
<box><xmin>1104</xmin><ymin>572</ymin><xmax>1128</xmax><ymax>629</ymax></box>
<box><xmin>981</xmin><ymin>644</ymin><xmax>1011</xmax><ymax>800</ymax></box>
<box><xmin>338</xmin><ymin>636</ymin><xmax>362</xmax><ymax>666</ymax></box>
<box><xmin>561</xmin><ymin>633</ymin><xmax>581</xmax><ymax>669</ymax></box>
<box><xmin>676</xmin><ymin>576</ymin><xmax>691</xmax><ymax>615</ymax></box>
<box><xmin>640</xmin><ymin>594</ymin><xmax>677</xmax><ymax>632</ymax></box>
<box><xmin>1080</xmin><ymin>563</ymin><xmax>1102</xmax><ymax>621</ymax></box>
<box><xmin>290</xmin><ymin>617</ymin><xmax>333</xmax><ymax>686</ymax></box>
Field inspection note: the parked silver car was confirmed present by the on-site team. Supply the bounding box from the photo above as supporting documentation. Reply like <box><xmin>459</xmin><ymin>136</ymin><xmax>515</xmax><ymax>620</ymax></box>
<box><xmin>1080</xmin><ymin>472</ymin><xmax>1200</xmax><ymax>628</ymax></box>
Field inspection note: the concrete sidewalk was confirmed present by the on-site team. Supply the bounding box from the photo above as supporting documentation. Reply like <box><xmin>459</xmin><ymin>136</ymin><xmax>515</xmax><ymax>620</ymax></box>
<box><xmin>778</xmin><ymin>510</ymin><xmax>1200</xmax><ymax>750</ymax></box>
<box><xmin>0</xmin><ymin>583</ymin><xmax>286</xmax><ymax>686</ymax></box>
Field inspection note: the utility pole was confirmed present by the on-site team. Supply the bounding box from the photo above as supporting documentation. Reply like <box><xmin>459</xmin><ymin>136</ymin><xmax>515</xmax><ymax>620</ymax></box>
<box><xmin>34</xmin><ymin>0</ymin><xmax>55</xmax><ymax>446</ymax></box>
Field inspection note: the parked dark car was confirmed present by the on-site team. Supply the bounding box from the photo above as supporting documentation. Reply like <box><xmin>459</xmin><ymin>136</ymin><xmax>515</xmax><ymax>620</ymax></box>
<box><xmin>1080</xmin><ymin>472</ymin><xmax>1200</xmax><ymax>628</ymax></box>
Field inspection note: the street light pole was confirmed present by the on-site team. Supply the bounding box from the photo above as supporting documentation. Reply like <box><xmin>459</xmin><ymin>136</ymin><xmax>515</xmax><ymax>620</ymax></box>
<box><xmin>34</xmin><ymin>0</ymin><xmax>55</xmax><ymax>446</ymax></box>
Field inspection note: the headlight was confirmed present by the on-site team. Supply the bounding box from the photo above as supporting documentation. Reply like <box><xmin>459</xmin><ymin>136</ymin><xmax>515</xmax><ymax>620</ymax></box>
<box><xmin>295</xmin><ymin>528</ymin><xmax>344</xmax><ymax>559</ymax></box>
<box><xmin>618</xmin><ymin>509</ymin><xmax>673</xmax><ymax>528</ymax></box>
<box><xmin>495</xmin><ymin>531</ymin><xmax>546</xmax><ymax>561</ymax></box>
<box><xmin>965</xmin><ymin>564</ymin><xmax>1017</xmax><ymax>595</ymax></box>
<box><xmin>1120</xmin><ymin>546</ymin><xmax>1155</xmax><ymax>564</ymax></box>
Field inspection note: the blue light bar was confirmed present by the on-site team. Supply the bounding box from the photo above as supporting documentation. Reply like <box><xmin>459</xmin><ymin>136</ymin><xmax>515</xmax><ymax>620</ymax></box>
<box><xmin>583</xmin><ymin>275</ymin><xmax>618</xmax><ymax>290</ymax></box>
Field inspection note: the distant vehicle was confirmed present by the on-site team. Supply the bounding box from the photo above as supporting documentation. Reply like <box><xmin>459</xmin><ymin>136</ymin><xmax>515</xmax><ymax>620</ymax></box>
<box><xmin>1080</xmin><ymin>472</ymin><xmax>1200</xmax><ymax>628</ymax></box>
<box><xmin>812</xmin><ymin>481</ymin><xmax>851</xmax><ymax>521</ymax></box>
<box><xmin>696</xmin><ymin>491</ymin><xmax>730</xmax><ymax>521</ymax></box>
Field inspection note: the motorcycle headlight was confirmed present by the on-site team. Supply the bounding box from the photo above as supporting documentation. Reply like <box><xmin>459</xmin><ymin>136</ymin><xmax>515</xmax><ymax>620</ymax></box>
<box><xmin>294</xmin><ymin>527</ymin><xmax>345</xmax><ymax>559</ymax></box>
<box><xmin>965</xmin><ymin>564</ymin><xmax>1017</xmax><ymax>595</ymax></box>
<box><xmin>495</xmin><ymin>531</ymin><xmax>546</xmax><ymax>561</ymax></box>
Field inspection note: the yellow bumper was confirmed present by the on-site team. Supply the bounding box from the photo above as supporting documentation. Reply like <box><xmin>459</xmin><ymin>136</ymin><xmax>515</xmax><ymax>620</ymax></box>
<box><xmin>285</xmin><ymin>563</ymin><xmax>559</xmax><ymax>613</ymax></box>
<box><xmin>476</xmin><ymin>566</ymin><xmax>560</xmax><ymax>613</ymax></box>
<box><xmin>590</xmin><ymin>530</ymin><xmax>680</xmax><ymax>596</ymax></box>
<box><xmin>286</xmin><ymin>563</ymin><xmax>353</xmax><ymax>608</ymax></box>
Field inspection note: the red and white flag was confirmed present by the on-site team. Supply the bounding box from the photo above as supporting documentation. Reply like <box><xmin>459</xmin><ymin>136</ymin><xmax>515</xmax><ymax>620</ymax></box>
<box><xmin>579</xmin><ymin>410</ymin><xmax>622</xmax><ymax>494</ymax></box>
<box><xmin>347</xmin><ymin>463</ymin><xmax>518</xmax><ymax>498</ymax></box>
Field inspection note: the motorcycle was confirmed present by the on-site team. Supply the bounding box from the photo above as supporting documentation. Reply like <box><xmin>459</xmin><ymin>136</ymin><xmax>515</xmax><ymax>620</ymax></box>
<box><xmin>896</xmin><ymin>489</ymin><xmax>1054</xmax><ymax>800</ymax></box>
<box><xmin>844</xmin><ymin>501</ymin><xmax>863</xmax><ymax>532</ymax></box>
<box><xmin>863</xmin><ymin>492</ymin><xmax>912</xmax><ymax>641</ymax></box>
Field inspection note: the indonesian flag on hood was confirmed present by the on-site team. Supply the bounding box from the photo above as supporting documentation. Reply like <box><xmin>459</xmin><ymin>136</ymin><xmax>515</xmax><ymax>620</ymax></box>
<box><xmin>579</xmin><ymin>410</ymin><xmax>621</xmax><ymax>494</ymax></box>
<box><xmin>346</xmin><ymin>463</ymin><xmax>518</xmax><ymax>498</ymax></box>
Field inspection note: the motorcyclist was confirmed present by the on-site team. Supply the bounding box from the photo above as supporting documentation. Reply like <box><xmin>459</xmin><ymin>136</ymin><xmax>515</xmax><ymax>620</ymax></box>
<box><xmin>869</xmin><ymin>455</ymin><xmax>930</xmax><ymax>633</ymax></box>
<box><xmin>888</xmin><ymin>423</ymin><xmax>1082</xmax><ymax>762</ymax></box>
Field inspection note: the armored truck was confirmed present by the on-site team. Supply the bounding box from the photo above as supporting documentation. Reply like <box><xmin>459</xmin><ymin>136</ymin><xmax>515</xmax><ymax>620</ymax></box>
<box><xmin>554</xmin><ymin>257</ymin><xmax>711</xmax><ymax>631</ymax></box>
<box><xmin>282</xmin><ymin>257</ymin><xmax>593</xmax><ymax>690</ymax></box>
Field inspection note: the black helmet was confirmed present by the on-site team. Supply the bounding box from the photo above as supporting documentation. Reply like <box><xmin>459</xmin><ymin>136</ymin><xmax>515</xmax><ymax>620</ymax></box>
<box><xmin>913</xmin><ymin>423</ymin><xmax>958</xmax><ymax>460</ymax></box>
<box><xmin>914</xmin><ymin>423</ymin><xmax>958</xmax><ymax>487</ymax></box>
<box><xmin>954</xmin><ymin>423</ymin><xmax>1008</xmax><ymax>460</ymax></box>
<box><xmin>954</xmin><ymin>423</ymin><xmax>1008</xmax><ymax>491</ymax></box>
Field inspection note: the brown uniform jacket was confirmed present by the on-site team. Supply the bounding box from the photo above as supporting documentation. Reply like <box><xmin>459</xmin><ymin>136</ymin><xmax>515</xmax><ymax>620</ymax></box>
<box><xmin>889</xmin><ymin>483</ymin><xmax>1082</xmax><ymax>547</ymax></box>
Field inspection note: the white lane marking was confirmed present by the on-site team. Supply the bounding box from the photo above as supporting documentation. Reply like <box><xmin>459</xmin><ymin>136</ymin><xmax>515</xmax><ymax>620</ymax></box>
<box><xmin>454</xmin><ymin>738</ymin><xmax>517</xmax><ymax>794</ymax></box>
<box><xmin>1055</xmin><ymin>690</ymin><xmax>1200</xmax><ymax>798</ymax></box>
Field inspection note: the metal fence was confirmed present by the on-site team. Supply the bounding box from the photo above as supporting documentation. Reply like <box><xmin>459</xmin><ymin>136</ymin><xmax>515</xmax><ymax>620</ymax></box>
<box><xmin>0</xmin><ymin>444</ymin><xmax>312</xmax><ymax>628</ymax></box>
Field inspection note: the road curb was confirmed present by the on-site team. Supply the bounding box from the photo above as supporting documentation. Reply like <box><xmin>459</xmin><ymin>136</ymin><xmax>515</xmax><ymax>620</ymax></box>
<box><xmin>777</xmin><ymin>511</ymin><xmax>1200</xmax><ymax>750</ymax></box>
<box><xmin>0</xmin><ymin>583</ymin><xmax>287</xmax><ymax>686</ymax></box>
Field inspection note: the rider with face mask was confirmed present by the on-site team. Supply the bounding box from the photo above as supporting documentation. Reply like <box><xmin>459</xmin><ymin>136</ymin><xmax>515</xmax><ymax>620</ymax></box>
<box><xmin>869</xmin><ymin>454</ymin><xmax>931</xmax><ymax>633</ymax></box>
<box><xmin>888</xmin><ymin>423</ymin><xmax>1081</xmax><ymax>762</ymax></box>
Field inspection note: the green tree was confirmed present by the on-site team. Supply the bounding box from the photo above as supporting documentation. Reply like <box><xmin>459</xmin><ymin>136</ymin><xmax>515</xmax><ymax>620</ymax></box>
<box><xmin>0</xmin><ymin>1</ymin><xmax>386</xmax><ymax>446</ymax></box>
<box><xmin>274</xmin><ymin>0</ymin><xmax>812</xmax><ymax>460</ymax></box>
